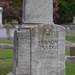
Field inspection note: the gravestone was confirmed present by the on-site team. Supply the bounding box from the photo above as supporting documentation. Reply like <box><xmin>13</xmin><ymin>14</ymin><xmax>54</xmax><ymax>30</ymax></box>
<box><xmin>7</xmin><ymin>0</ymin><xmax>65</xmax><ymax>75</ymax></box>
<box><xmin>0</xmin><ymin>7</ymin><xmax>3</xmax><ymax>27</ymax></box>
<box><xmin>73</xmin><ymin>17</ymin><xmax>75</xmax><ymax>23</ymax></box>
<box><xmin>5</xmin><ymin>25</ymin><xmax>11</xmax><ymax>39</ymax></box>
<box><xmin>70</xmin><ymin>47</ymin><xmax>75</xmax><ymax>56</ymax></box>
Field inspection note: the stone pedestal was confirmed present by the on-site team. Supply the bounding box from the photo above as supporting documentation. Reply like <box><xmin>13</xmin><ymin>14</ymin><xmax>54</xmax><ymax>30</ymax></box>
<box><xmin>7</xmin><ymin>23</ymin><xmax>65</xmax><ymax>75</ymax></box>
<box><xmin>0</xmin><ymin>7</ymin><xmax>3</xmax><ymax>27</ymax></box>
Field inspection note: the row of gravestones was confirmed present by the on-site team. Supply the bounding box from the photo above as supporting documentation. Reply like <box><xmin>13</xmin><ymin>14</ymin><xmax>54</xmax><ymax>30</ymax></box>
<box><xmin>0</xmin><ymin>28</ymin><xmax>14</xmax><ymax>39</ymax></box>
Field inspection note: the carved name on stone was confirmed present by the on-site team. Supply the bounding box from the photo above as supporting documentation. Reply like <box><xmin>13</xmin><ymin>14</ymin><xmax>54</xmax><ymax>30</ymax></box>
<box><xmin>31</xmin><ymin>24</ymin><xmax>65</xmax><ymax>75</ymax></box>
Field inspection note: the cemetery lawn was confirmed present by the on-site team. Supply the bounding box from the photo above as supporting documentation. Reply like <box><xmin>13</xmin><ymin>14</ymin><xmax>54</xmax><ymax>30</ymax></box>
<box><xmin>66</xmin><ymin>50</ymin><xmax>70</xmax><ymax>56</ymax></box>
<box><xmin>67</xmin><ymin>39</ymin><xmax>75</xmax><ymax>43</ymax></box>
<box><xmin>66</xmin><ymin>63</ymin><xmax>75</xmax><ymax>75</ymax></box>
<box><xmin>0</xmin><ymin>39</ymin><xmax>13</xmax><ymax>44</ymax></box>
<box><xmin>66</xmin><ymin>32</ymin><xmax>75</xmax><ymax>36</ymax></box>
<box><xmin>0</xmin><ymin>49</ymin><xmax>13</xmax><ymax>75</ymax></box>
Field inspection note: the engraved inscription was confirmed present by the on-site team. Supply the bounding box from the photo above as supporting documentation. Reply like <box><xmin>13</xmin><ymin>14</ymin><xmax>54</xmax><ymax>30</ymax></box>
<box><xmin>31</xmin><ymin>24</ymin><xmax>65</xmax><ymax>75</ymax></box>
<box><xmin>39</xmin><ymin>40</ymin><xmax>58</xmax><ymax>49</ymax></box>
<box><xmin>38</xmin><ymin>25</ymin><xmax>59</xmax><ymax>49</ymax></box>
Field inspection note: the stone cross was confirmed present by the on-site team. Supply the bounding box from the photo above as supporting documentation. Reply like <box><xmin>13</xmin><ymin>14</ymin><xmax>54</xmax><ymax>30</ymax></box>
<box><xmin>7</xmin><ymin>0</ymin><xmax>65</xmax><ymax>75</ymax></box>
<box><xmin>22</xmin><ymin>0</ymin><xmax>53</xmax><ymax>24</ymax></box>
<box><xmin>0</xmin><ymin>7</ymin><xmax>3</xmax><ymax>27</ymax></box>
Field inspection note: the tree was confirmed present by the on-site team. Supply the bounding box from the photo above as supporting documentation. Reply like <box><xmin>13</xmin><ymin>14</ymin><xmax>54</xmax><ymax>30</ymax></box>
<box><xmin>0</xmin><ymin>0</ymin><xmax>59</xmax><ymax>24</ymax></box>
<box><xmin>0</xmin><ymin>0</ymin><xmax>22</xmax><ymax>24</ymax></box>
<box><xmin>53</xmin><ymin>0</ymin><xmax>60</xmax><ymax>24</ymax></box>
<box><xmin>58</xmin><ymin>0</ymin><xmax>75</xmax><ymax>24</ymax></box>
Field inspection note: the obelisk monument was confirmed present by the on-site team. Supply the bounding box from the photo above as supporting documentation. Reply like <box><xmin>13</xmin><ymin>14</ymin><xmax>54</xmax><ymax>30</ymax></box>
<box><xmin>7</xmin><ymin>0</ymin><xmax>65</xmax><ymax>75</ymax></box>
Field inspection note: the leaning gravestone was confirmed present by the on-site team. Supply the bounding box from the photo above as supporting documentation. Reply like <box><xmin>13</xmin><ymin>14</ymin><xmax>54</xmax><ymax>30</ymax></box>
<box><xmin>7</xmin><ymin>0</ymin><xmax>65</xmax><ymax>75</ymax></box>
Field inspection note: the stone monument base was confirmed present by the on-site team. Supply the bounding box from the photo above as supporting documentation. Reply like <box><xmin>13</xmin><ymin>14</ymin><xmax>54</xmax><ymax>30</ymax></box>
<box><xmin>7</xmin><ymin>23</ymin><xmax>65</xmax><ymax>75</ymax></box>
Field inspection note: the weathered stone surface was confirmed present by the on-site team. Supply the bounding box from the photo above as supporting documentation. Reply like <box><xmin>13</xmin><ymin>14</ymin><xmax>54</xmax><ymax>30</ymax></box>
<box><xmin>14</xmin><ymin>28</ymin><xmax>31</xmax><ymax>75</ymax></box>
<box><xmin>23</xmin><ymin>0</ymin><xmax>53</xmax><ymax>24</ymax></box>
<box><xmin>31</xmin><ymin>24</ymin><xmax>65</xmax><ymax>75</ymax></box>
<box><xmin>13</xmin><ymin>24</ymin><xmax>65</xmax><ymax>75</ymax></box>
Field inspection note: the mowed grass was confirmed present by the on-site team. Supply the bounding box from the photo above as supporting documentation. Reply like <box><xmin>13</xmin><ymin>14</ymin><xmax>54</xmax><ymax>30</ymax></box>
<box><xmin>0</xmin><ymin>62</ymin><xmax>12</xmax><ymax>75</ymax></box>
<box><xmin>0</xmin><ymin>49</ymin><xmax>13</xmax><ymax>75</ymax></box>
<box><xmin>0</xmin><ymin>39</ymin><xmax>13</xmax><ymax>75</ymax></box>
<box><xmin>66</xmin><ymin>63</ymin><xmax>75</xmax><ymax>75</ymax></box>
<box><xmin>66</xmin><ymin>49</ymin><xmax>75</xmax><ymax>75</ymax></box>
<box><xmin>67</xmin><ymin>39</ymin><xmax>75</xmax><ymax>43</ymax></box>
<box><xmin>0</xmin><ymin>39</ymin><xmax>13</xmax><ymax>44</ymax></box>
<box><xmin>66</xmin><ymin>50</ymin><xmax>70</xmax><ymax>56</ymax></box>
<box><xmin>0</xmin><ymin>49</ymin><xmax>13</xmax><ymax>62</ymax></box>
<box><xmin>66</xmin><ymin>32</ymin><xmax>75</xmax><ymax>36</ymax></box>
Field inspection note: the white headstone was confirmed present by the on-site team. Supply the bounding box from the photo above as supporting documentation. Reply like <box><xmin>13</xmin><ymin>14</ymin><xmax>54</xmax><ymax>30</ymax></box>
<box><xmin>0</xmin><ymin>7</ymin><xmax>3</xmax><ymax>27</ymax></box>
<box><xmin>22</xmin><ymin>0</ymin><xmax>53</xmax><ymax>24</ymax></box>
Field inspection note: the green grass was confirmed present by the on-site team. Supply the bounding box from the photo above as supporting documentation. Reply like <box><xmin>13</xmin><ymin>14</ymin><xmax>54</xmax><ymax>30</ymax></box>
<box><xmin>0</xmin><ymin>49</ymin><xmax>13</xmax><ymax>75</ymax></box>
<box><xmin>0</xmin><ymin>62</ymin><xmax>13</xmax><ymax>75</ymax></box>
<box><xmin>67</xmin><ymin>39</ymin><xmax>75</xmax><ymax>43</ymax></box>
<box><xmin>66</xmin><ymin>50</ymin><xmax>70</xmax><ymax>56</ymax></box>
<box><xmin>65</xmin><ymin>50</ymin><xmax>75</xmax><ymax>75</ymax></box>
<box><xmin>66</xmin><ymin>32</ymin><xmax>75</xmax><ymax>36</ymax></box>
<box><xmin>0</xmin><ymin>49</ymin><xmax>13</xmax><ymax>62</ymax></box>
<box><xmin>66</xmin><ymin>63</ymin><xmax>75</xmax><ymax>75</ymax></box>
<box><xmin>0</xmin><ymin>39</ymin><xmax>13</xmax><ymax>44</ymax></box>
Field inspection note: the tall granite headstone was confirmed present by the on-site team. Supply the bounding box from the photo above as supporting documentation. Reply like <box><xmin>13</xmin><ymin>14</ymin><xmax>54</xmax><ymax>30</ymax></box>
<box><xmin>7</xmin><ymin>0</ymin><xmax>65</xmax><ymax>75</ymax></box>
